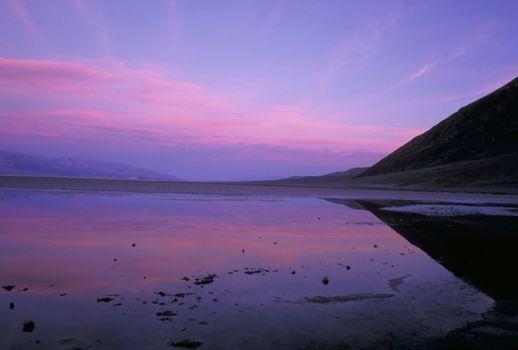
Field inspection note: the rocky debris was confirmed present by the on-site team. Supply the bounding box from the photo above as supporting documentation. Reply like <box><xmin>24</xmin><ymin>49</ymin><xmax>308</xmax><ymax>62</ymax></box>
<box><xmin>156</xmin><ymin>310</ymin><xmax>178</xmax><ymax>321</ymax></box>
<box><xmin>338</xmin><ymin>263</ymin><xmax>351</xmax><ymax>270</ymax></box>
<box><xmin>306</xmin><ymin>293</ymin><xmax>396</xmax><ymax>304</ymax></box>
<box><xmin>322</xmin><ymin>277</ymin><xmax>330</xmax><ymax>286</ymax></box>
<box><xmin>9</xmin><ymin>302</ymin><xmax>15</xmax><ymax>309</ymax></box>
<box><xmin>168</xmin><ymin>339</ymin><xmax>204</xmax><ymax>348</ymax></box>
<box><xmin>244</xmin><ymin>268</ymin><xmax>269</xmax><ymax>275</ymax></box>
<box><xmin>181</xmin><ymin>276</ymin><xmax>191</xmax><ymax>281</ymax></box>
<box><xmin>97</xmin><ymin>297</ymin><xmax>114</xmax><ymax>303</ymax></box>
<box><xmin>22</xmin><ymin>320</ymin><xmax>35</xmax><ymax>332</ymax></box>
<box><xmin>2</xmin><ymin>285</ymin><xmax>15</xmax><ymax>291</ymax></box>
<box><xmin>194</xmin><ymin>274</ymin><xmax>217</xmax><ymax>286</ymax></box>
<box><xmin>174</xmin><ymin>293</ymin><xmax>191</xmax><ymax>298</ymax></box>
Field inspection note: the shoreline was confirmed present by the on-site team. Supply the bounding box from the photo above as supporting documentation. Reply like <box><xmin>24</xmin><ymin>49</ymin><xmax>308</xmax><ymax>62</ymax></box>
<box><xmin>2</xmin><ymin>175</ymin><xmax>518</xmax><ymax>205</ymax></box>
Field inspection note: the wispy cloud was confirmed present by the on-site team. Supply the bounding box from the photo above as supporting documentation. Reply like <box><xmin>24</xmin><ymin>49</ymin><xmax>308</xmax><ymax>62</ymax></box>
<box><xmin>317</xmin><ymin>21</ymin><xmax>382</xmax><ymax>91</ymax></box>
<box><xmin>6</xmin><ymin>0</ymin><xmax>37</xmax><ymax>37</ymax></box>
<box><xmin>71</xmin><ymin>0</ymin><xmax>112</xmax><ymax>54</ymax></box>
<box><xmin>383</xmin><ymin>62</ymin><xmax>437</xmax><ymax>94</ymax></box>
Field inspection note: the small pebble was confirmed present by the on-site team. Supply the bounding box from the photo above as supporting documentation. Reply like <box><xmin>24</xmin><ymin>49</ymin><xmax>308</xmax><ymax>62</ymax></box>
<box><xmin>22</xmin><ymin>320</ymin><xmax>35</xmax><ymax>332</ymax></box>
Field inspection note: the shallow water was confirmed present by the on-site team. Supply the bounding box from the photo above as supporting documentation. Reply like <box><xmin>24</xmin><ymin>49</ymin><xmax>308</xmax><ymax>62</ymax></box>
<box><xmin>0</xmin><ymin>190</ymin><xmax>495</xmax><ymax>349</ymax></box>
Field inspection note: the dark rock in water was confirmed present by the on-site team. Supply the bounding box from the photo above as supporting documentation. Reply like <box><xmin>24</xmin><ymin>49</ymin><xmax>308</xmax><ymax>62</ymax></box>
<box><xmin>113</xmin><ymin>258</ymin><xmax>117</xmax><ymax>262</ymax></box>
<box><xmin>322</xmin><ymin>277</ymin><xmax>330</xmax><ymax>286</ymax></box>
<box><xmin>22</xmin><ymin>320</ymin><xmax>35</xmax><ymax>332</ymax></box>
<box><xmin>157</xmin><ymin>310</ymin><xmax>177</xmax><ymax>317</ymax></box>
<box><xmin>168</xmin><ymin>339</ymin><xmax>204</xmax><ymax>348</ymax></box>
<box><xmin>97</xmin><ymin>297</ymin><xmax>114</xmax><ymax>303</ymax></box>
<box><xmin>2</xmin><ymin>285</ymin><xmax>15</xmax><ymax>291</ymax></box>
<box><xmin>242</xmin><ymin>249</ymin><xmax>245</xmax><ymax>253</ymax></box>
<box><xmin>174</xmin><ymin>293</ymin><xmax>192</xmax><ymax>298</ymax></box>
<box><xmin>346</xmin><ymin>265</ymin><xmax>351</xmax><ymax>270</ymax></box>
<box><xmin>131</xmin><ymin>243</ymin><xmax>136</xmax><ymax>247</ymax></box>
<box><xmin>244</xmin><ymin>268</ymin><xmax>269</xmax><ymax>275</ymax></box>
<box><xmin>194</xmin><ymin>274</ymin><xmax>217</xmax><ymax>285</ymax></box>
<box><xmin>181</xmin><ymin>276</ymin><xmax>191</xmax><ymax>281</ymax></box>
<box><xmin>9</xmin><ymin>302</ymin><xmax>15</xmax><ymax>309</ymax></box>
<box><xmin>59</xmin><ymin>293</ymin><xmax>67</xmax><ymax>296</ymax></box>
<box><xmin>291</xmin><ymin>270</ymin><xmax>296</xmax><ymax>275</ymax></box>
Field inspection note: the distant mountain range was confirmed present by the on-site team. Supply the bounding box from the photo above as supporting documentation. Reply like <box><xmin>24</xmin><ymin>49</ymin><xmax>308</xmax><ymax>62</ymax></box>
<box><xmin>273</xmin><ymin>76</ymin><xmax>518</xmax><ymax>191</ymax></box>
<box><xmin>274</xmin><ymin>168</ymin><xmax>368</xmax><ymax>185</ymax></box>
<box><xmin>0</xmin><ymin>150</ymin><xmax>180</xmax><ymax>181</ymax></box>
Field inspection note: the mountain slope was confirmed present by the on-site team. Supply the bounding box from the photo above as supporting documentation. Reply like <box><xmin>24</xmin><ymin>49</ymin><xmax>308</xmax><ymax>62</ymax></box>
<box><xmin>0</xmin><ymin>150</ymin><xmax>179</xmax><ymax>180</ymax></box>
<box><xmin>270</xmin><ymin>167</ymin><xmax>368</xmax><ymax>186</ymax></box>
<box><xmin>361</xmin><ymin>77</ymin><xmax>518</xmax><ymax>178</ymax></box>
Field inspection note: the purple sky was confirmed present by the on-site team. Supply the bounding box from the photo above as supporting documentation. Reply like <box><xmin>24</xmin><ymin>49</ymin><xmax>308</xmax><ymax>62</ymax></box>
<box><xmin>1</xmin><ymin>0</ymin><xmax>517</xmax><ymax>180</ymax></box>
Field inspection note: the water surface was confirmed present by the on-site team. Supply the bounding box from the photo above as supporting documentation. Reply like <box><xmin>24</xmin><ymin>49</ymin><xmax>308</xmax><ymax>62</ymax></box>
<box><xmin>0</xmin><ymin>190</ymin><xmax>494</xmax><ymax>349</ymax></box>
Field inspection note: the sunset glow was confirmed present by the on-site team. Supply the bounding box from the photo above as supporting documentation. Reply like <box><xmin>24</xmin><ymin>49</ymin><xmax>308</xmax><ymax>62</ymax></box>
<box><xmin>1</xmin><ymin>0</ymin><xmax>517</xmax><ymax>179</ymax></box>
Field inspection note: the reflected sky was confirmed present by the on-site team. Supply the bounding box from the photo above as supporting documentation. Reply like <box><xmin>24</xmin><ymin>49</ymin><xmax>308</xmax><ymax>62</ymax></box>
<box><xmin>0</xmin><ymin>190</ymin><xmax>491</xmax><ymax>349</ymax></box>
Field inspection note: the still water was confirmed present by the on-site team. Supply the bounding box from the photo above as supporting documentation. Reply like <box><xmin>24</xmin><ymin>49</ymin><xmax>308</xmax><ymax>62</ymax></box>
<box><xmin>0</xmin><ymin>190</ymin><xmax>494</xmax><ymax>349</ymax></box>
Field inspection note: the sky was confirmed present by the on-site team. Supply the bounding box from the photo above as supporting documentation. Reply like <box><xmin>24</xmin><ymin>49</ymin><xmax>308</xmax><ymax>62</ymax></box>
<box><xmin>1</xmin><ymin>0</ymin><xmax>517</xmax><ymax>180</ymax></box>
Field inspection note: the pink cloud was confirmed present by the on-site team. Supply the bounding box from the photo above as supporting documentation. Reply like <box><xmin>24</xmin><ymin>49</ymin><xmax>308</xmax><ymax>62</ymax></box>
<box><xmin>0</xmin><ymin>58</ymin><xmax>117</xmax><ymax>91</ymax></box>
<box><xmin>0</xmin><ymin>57</ymin><xmax>420</xmax><ymax>156</ymax></box>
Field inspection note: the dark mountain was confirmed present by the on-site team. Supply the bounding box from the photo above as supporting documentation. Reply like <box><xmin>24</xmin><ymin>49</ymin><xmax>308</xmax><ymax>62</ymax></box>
<box><xmin>0</xmin><ymin>150</ymin><xmax>180</xmax><ymax>180</ymax></box>
<box><xmin>272</xmin><ymin>167</ymin><xmax>368</xmax><ymax>186</ymax></box>
<box><xmin>360</xmin><ymin>77</ymin><xmax>518</xmax><ymax>180</ymax></box>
